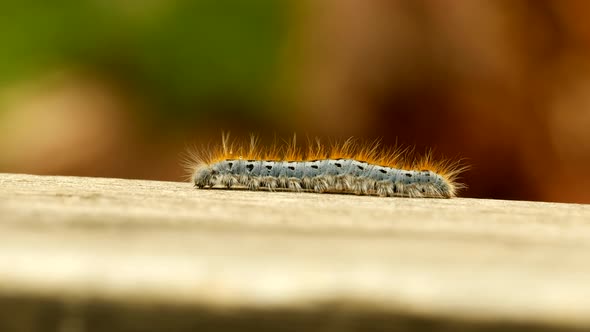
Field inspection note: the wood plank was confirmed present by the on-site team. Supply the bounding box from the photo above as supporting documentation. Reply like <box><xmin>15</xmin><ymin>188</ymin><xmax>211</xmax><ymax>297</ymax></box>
<box><xmin>0</xmin><ymin>173</ymin><xmax>589</xmax><ymax>331</ymax></box>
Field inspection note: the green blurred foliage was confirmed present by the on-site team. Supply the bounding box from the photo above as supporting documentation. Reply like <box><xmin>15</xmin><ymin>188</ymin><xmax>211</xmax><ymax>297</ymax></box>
<box><xmin>0</xmin><ymin>0</ymin><xmax>286</xmax><ymax>119</ymax></box>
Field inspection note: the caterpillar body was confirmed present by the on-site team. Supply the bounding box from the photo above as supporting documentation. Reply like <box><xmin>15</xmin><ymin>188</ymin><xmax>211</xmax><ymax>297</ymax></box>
<box><xmin>187</xmin><ymin>135</ymin><xmax>466</xmax><ymax>198</ymax></box>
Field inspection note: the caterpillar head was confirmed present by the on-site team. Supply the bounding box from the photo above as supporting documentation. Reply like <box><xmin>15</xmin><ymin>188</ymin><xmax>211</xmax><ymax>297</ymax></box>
<box><xmin>193</xmin><ymin>165</ymin><xmax>215</xmax><ymax>188</ymax></box>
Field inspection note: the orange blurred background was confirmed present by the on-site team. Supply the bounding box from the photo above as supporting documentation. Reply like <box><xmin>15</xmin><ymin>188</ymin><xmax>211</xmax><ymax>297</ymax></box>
<box><xmin>0</xmin><ymin>0</ymin><xmax>589</xmax><ymax>203</ymax></box>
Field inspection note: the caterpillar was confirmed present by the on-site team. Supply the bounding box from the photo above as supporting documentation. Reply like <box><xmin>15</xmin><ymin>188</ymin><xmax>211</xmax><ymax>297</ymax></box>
<box><xmin>185</xmin><ymin>134</ymin><xmax>467</xmax><ymax>198</ymax></box>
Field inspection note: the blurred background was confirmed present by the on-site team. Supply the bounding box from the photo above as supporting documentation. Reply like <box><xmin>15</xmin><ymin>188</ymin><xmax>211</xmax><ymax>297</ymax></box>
<box><xmin>0</xmin><ymin>0</ymin><xmax>589</xmax><ymax>203</ymax></box>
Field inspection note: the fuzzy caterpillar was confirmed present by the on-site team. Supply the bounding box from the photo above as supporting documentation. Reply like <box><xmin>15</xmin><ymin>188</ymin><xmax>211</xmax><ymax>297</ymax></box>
<box><xmin>186</xmin><ymin>134</ymin><xmax>466</xmax><ymax>198</ymax></box>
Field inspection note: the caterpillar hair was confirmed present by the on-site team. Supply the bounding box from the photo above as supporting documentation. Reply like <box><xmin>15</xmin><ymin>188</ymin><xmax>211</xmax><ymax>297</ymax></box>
<box><xmin>184</xmin><ymin>134</ymin><xmax>467</xmax><ymax>198</ymax></box>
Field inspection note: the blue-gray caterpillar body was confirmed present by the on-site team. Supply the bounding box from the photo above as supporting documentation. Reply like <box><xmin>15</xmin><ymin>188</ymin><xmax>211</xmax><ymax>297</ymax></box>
<box><xmin>193</xmin><ymin>158</ymin><xmax>457</xmax><ymax>198</ymax></box>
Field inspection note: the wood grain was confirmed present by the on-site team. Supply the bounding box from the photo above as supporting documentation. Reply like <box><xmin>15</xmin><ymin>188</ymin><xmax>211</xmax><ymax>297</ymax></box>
<box><xmin>0</xmin><ymin>173</ymin><xmax>589</xmax><ymax>331</ymax></box>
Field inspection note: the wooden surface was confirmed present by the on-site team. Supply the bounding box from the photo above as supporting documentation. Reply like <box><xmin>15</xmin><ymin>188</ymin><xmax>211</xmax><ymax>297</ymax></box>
<box><xmin>0</xmin><ymin>173</ymin><xmax>589</xmax><ymax>331</ymax></box>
